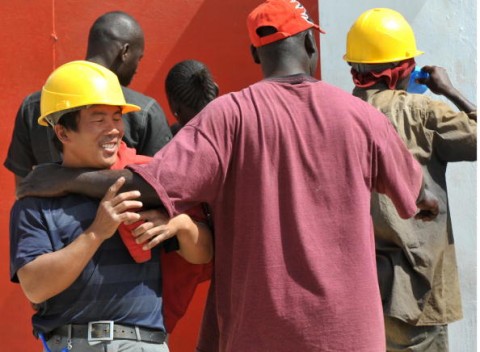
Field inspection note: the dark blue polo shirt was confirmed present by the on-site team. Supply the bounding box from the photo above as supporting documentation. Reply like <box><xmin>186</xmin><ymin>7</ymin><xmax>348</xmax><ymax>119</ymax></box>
<box><xmin>10</xmin><ymin>195</ymin><xmax>164</xmax><ymax>334</ymax></box>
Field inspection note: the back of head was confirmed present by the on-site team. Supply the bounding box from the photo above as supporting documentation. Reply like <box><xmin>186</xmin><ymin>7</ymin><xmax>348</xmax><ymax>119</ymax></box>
<box><xmin>87</xmin><ymin>11</ymin><xmax>145</xmax><ymax>86</ymax></box>
<box><xmin>38</xmin><ymin>60</ymin><xmax>140</xmax><ymax>127</ymax></box>
<box><xmin>165</xmin><ymin>60</ymin><xmax>218</xmax><ymax>126</ymax></box>
<box><xmin>247</xmin><ymin>0</ymin><xmax>323</xmax><ymax>48</ymax></box>
<box><xmin>344</xmin><ymin>8</ymin><xmax>423</xmax><ymax>64</ymax></box>
<box><xmin>246</xmin><ymin>0</ymin><xmax>324</xmax><ymax>77</ymax></box>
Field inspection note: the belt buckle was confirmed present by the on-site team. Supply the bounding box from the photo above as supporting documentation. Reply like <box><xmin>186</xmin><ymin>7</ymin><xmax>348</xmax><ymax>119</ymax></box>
<box><xmin>87</xmin><ymin>321</ymin><xmax>114</xmax><ymax>342</ymax></box>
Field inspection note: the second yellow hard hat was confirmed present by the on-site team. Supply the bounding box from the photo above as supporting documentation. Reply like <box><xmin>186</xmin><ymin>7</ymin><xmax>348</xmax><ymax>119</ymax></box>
<box><xmin>344</xmin><ymin>8</ymin><xmax>424</xmax><ymax>64</ymax></box>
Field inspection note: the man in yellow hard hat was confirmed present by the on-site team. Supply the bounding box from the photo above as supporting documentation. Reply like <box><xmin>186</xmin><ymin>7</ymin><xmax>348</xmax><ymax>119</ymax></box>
<box><xmin>4</xmin><ymin>11</ymin><xmax>172</xmax><ymax>188</ymax></box>
<box><xmin>344</xmin><ymin>8</ymin><xmax>477</xmax><ymax>352</ymax></box>
<box><xmin>9</xmin><ymin>60</ymin><xmax>212</xmax><ymax>352</ymax></box>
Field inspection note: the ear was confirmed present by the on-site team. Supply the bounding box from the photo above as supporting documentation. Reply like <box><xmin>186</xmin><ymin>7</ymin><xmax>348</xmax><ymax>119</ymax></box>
<box><xmin>120</xmin><ymin>43</ymin><xmax>130</xmax><ymax>62</ymax></box>
<box><xmin>167</xmin><ymin>98</ymin><xmax>181</xmax><ymax>120</ymax></box>
<box><xmin>54</xmin><ymin>124</ymin><xmax>70</xmax><ymax>144</ymax></box>
<box><xmin>250</xmin><ymin>45</ymin><xmax>261</xmax><ymax>65</ymax></box>
<box><xmin>304</xmin><ymin>31</ymin><xmax>317</xmax><ymax>57</ymax></box>
<box><xmin>213</xmin><ymin>82</ymin><xmax>220</xmax><ymax>97</ymax></box>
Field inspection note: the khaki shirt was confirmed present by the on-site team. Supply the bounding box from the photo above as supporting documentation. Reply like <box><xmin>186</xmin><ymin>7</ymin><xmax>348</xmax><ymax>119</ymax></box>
<box><xmin>354</xmin><ymin>87</ymin><xmax>477</xmax><ymax>325</ymax></box>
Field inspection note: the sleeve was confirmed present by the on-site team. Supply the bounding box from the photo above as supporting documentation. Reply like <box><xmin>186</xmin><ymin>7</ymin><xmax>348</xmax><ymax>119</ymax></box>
<box><xmin>114</xmin><ymin>147</ymin><xmax>179</xmax><ymax>262</ymax></box>
<box><xmin>4</xmin><ymin>95</ymin><xmax>38</xmax><ymax>177</ymax></box>
<box><xmin>137</xmin><ymin>99</ymin><xmax>173</xmax><ymax>156</ymax></box>
<box><xmin>10</xmin><ymin>199</ymin><xmax>53</xmax><ymax>282</ymax></box>
<box><xmin>425</xmin><ymin>99</ymin><xmax>477</xmax><ymax>162</ymax></box>
<box><xmin>128</xmin><ymin>100</ymin><xmax>232</xmax><ymax>218</ymax></box>
<box><xmin>371</xmin><ymin>110</ymin><xmax>423</xmax><ymax>219</ymax></box>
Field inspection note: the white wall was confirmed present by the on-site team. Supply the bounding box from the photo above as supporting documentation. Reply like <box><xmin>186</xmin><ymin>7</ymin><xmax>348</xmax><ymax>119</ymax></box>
<box><xmin>319</xmin><ymin>1</ymin><xmax>477</xmax><ymax>351</ymax></box>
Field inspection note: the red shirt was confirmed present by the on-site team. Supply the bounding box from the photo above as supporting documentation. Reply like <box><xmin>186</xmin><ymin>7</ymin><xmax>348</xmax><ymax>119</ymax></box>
<box><xmin>130</xmin><ymin>76</ymin><xmax>422</xmax><ymax>351</ymax></box>
<box><xmin>114</xmin><ymin>141</ymin><xmax>211</xmax><ymax>332</ymax></box>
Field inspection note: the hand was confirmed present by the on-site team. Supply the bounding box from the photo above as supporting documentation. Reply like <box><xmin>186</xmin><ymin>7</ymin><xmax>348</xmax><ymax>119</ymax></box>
<box><xmin>420</xmin><ymin>65</ymin><xmax>476</xmax><ymax>114</ymax></box>
<box><xmin>418</xmin><ymin>65</ymin><xmax>455</xmax><ymax>96</ymax></box>
<box><xmin>89</xmin><ymin>177</ymin><xmax>143</xmax><ymax>241</ymax></box>
<box><xmin>16</xmin><ymin>163</ymin><xmax>80</xmax><ymax>199</ymax></box>
<box><xmin>415</xmin><ymin>188</ymin><xmax>439</xmax><ymax>221</ymax></box>
<box><xmin>130</xmin><ymin>209</ymin><xmax>177</xmax><ymax>250</ymax></box>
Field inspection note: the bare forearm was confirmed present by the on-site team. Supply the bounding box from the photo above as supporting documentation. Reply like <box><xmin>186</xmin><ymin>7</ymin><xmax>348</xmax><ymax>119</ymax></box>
<box><xmin>74</xmin><ymin>170</ymin><xmax>163</xmax><ymax>208</ymax></box>
<box><xmin>175</xmin><ymin>216</ymin><xmax>213</xmax><ymax>264</ymax></box>
<box><xmin>17</xmin><ymin>166</ymin><xmax>163</xmax><ymax>208</ymax></box>
<box><xmin>423</xmin><ymin>65</ymin><xmax>476</xmax><ymax>116</ymax></box>
<box><xmin>72</xmin><ymin>169</ymin><xmax>134</xmax><ymax>197</ymax></box>
<box><xmin>443</xmin><ymin>87</ymin><xmax>477</xmax><ymax>117</ymax></box>
<box><xmin>17</xmin><ymin>229</ymin><xmax>103</xmax><ymax>304</ymax></box>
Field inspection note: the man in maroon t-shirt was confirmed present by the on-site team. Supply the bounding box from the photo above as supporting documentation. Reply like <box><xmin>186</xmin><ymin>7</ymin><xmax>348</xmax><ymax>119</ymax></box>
<box><xmin>17</xmin><ymin>1</ymin><xmax>438</xmax><ymax>351</ymax></box>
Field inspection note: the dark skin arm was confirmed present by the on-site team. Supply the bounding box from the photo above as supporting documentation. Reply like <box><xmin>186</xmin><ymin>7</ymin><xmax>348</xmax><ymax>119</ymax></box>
<box><xmin>18</xmin><ymin>163</ymin><xmax>440</xmax><ymax>221</ymax></box>
<box><xmin>16</xmin><ymin>163</ymin><xmax>163</xmax><ymax>208</ymax></box>
<box><xmin>419</xmin><ymin>66</ymin><xmax>476</xmax><ymax>118</ymax></box>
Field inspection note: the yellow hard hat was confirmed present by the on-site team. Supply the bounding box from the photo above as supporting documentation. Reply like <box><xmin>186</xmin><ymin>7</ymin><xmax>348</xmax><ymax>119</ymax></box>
<box><xmin>343</xmin><ymin>8</ymin><xmax>424</xmax><ymax>64</ymax></box>
<box><xmin>38</xmin><ymin>60</ymin><xmax>141</xmax><ymax>126</ymax></box>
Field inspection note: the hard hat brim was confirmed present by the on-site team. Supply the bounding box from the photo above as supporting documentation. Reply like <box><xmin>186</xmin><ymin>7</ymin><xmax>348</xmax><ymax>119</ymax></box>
<box><xmin>38</xmin><ymin>103</ymin><xmax>141</xmax><ymax>127</ymax></box>
<box><xmin>343</xmin><ymin>50</ymin><xmax>424</xmax><ymax>64</ymax></box>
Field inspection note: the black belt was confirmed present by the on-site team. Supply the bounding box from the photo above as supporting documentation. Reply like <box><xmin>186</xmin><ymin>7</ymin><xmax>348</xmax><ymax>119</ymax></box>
<box><xmin>44</xmin><ymin>322</ymin><xmax>166</xmax><ymax>344</ymax></box>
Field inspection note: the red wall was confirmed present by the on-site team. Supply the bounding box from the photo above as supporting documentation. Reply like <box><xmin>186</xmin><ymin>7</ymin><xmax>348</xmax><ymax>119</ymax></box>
<box><xmin>0</xmin><ymin>1</ymin><xmax>319</xmax><ymax>350</ymax></box>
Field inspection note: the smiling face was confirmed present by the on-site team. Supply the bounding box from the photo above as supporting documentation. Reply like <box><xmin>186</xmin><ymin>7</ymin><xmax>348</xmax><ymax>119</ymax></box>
<box><xmin>55</xmin><ymin>105</ymin><xmax>124</xmax><ymax>169</ymax></box>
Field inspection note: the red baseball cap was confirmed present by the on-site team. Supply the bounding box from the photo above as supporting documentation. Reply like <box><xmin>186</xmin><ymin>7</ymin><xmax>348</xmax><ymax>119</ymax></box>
<box><xmin>247</xmin><ymin>0</ymin><xmax>325</xmax><ymax>48</ymax></box>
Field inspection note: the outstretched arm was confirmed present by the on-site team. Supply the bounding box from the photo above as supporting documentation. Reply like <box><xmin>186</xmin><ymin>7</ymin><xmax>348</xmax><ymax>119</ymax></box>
<box><xmin>16</xmin><ymin>163</ymin><xmax>163</xmax><ymax>208</ymax></box>
<box><xmin>420</xmin><ymin>65</ymin><xmax>476</xmax><ymax>117</ymax></box>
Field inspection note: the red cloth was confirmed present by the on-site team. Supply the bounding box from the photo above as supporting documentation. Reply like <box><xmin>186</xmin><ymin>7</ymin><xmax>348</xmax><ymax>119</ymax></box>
<box><xmin>161</xmin><ymin>252</ymin><xmax>212</xmax><ymax>332</ymax></box>
<box><xmin>351</xmin><ymin>58</ymin><xmax>415</xmax><ymax>89</ymax></box>
<box><xmin>112</xmin><ymin>141</ymin><xmax>212</xmax><ymax>332</ymax></box>
<box><xmin>112</xmin><ymin>142</ymin><xmax>152</xmax><ymax>262</ymax></box>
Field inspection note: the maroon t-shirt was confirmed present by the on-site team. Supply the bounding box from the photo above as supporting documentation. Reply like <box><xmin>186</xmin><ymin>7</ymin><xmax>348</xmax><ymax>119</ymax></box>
<box><xmin>129</xmin><ymin>75</ymin><xmax>422</xmax><ymax>351</ymax></box>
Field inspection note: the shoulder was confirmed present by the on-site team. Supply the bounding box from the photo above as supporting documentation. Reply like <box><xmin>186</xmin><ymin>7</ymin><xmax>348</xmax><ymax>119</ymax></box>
<box><xmin>121</xmin><ymin>86</ymin><xmax>157</xmax><ymax>107</ymax></box>
<box><xmin>16</xmin><ymin>91</ymin><xmax>41</xmax><ymax>115</ymax></box>
<box><xmin>11</xmin><ymin>197</ymin><xmax>52</xmax><ymax>220</ymax></box>
<box><xmin>13</xmin><ymin>194</ymin><xmax>93</xmax><ymax>213</ymax></box>
<box><xmin>204</xmin><ymin>79</ymin><xmax>378</xmax><ymax>118</ymax></box>
<box><xmin>22</xmin><ymin>90</ymin><xmax>42</xmax><ymax>104</ymax></box>
<box><xmin>363</xmin><ymin>88</ymin><xmax>432</xmax><ymax>111</ymax></box>
<box><xmin>14</xmin><ymin>91</ymin><xmax>42</xmax><ymax>126</ymax></box>
<box><xmin>356</xmin><ymin>88</ymin><xmax>437</xmax><ymax>124</ymax></box>
<box><xmin>121</xmin><ymin>87</ymin><xmax>166</xmax><ymax>121</ymax></box>
<box><xmin>320</xmin><ymin>81</ymin><xmax>371</xmax><ymax>107</ymax></box>
<box><xmin>113</xmin><ymin>142</ymin><xmax>153</xmax><ymax>168</ymax></box>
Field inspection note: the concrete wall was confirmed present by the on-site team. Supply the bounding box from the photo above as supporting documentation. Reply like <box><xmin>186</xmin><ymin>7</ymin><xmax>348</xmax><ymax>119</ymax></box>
<box><xmin>319</xmin><ymin>1</ymin><xmax>477</xmax><ymax>351</ymax></box>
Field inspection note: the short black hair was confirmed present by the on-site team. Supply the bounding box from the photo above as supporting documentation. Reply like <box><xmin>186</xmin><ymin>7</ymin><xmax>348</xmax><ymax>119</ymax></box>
<box><xmin>52</xmin><ymin>110</ymin><xmax>80</xmax><ymax>151</ymax></box>
<box><xmin>87</xmin><ymin>11</ymin><xmax>143</xmax><ymax>57</ymax></box>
